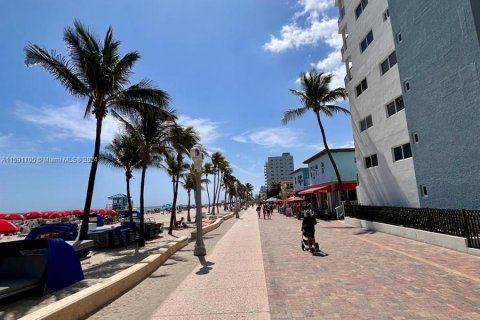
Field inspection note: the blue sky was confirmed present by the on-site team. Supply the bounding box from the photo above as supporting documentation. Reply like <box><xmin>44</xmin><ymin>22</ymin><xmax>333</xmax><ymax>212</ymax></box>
<box><xmin>0</xmin><ymin>0</ymin><xmax>352</xmax><ymax>212</ymax></box>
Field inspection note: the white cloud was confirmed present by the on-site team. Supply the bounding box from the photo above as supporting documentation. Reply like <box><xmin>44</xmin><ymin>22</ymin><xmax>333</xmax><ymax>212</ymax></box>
<box><xmin>312</xmin><ymin>50</ymin><xmax>345</xmax><ymax>89</ymax></box>
<box><xmin>299</xmin><ymin>0</ymin><xmax>333</xmax><ymax>13</ymax></box>
<box><xmin>0</xmin><ymin>133</ymin><xmax>13</xmax><ymax>148</ymax></box>
<box><xmin>230</xmin><ymin>163</ymin><xmax>262</xmax><ymax>178</ymax></box>
<box><xmin>233</xmin><ymin>127</ymin><xmax>305</xmax><ymax>149</ymax></box>
<box><xmin>177</xmin><ymin>115</ymin><xmax>221</xmax><ymax>146</ymax></box>
<box><xmin>309</xmin><ymin>140</ymin><xmax>354</xmax><ymax>151</ymax></box>
<box><xmin>263</xmin><ymin>0</ymin><xmax>346</xmax><ymax>89</ymax></box>
<box><xmin>263</xmin><ymin>17</ymin><xmax>339</xmax><ymax>53</ymax></box>
<box><xmin>14</xmin><ymin>102</ymin><xmax>120</xmax><ymax>143</ymax></box>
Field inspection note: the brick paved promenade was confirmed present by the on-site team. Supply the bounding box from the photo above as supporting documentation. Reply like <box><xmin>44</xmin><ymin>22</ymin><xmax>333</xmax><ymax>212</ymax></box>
<box><xmin>147</xmin><ymin>207</ymin><xmax>479</xmax><ymax>319</ymax></box>
<box><xmin>259</xmin><ymin>209</ymin><xmax>480</xmax><ymax>319</ymax></box>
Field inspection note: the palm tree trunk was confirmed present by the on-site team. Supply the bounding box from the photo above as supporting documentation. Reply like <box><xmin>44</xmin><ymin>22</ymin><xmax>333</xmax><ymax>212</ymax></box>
<box><xmin>187</xmin><ymin>190</ymin><xmax>191</xmax><ymax>222</ymax></box>
<box><xmin>168</xmin><ymin>174</ymin><xmax>180</xmax><ymax>235</ymax></box>
<box><xmin>205</xmin><ymin>174</ymin><xmax>211</xmax><ymax>212</ymax></box>
<box><xmin>215</xmin><ymin>172</ymin><xmax>223</xmax><ymax>214</ymax></box>
<box><xmin>139</xmin><ymin>165</ymin><xmax>147</xmax><ymax>247</ymax></box>
<box><xmin>80</xmin><ymin>116</ymin><xmax>103</xmax><ymax>240</ymax></box>
<box><xmin>315</xmin><ymin>111</ymin><xmax>350</xmax><ymax>205</ymax></box>
<box><xmin>126</xmin><ymin>171</ymin><xmax>133</xmax><ymax>223</ymax></box>
<box><xmin>210</xmin><ymin>172</ymin><xmax>216</xmax><ymax>214</ymax></box>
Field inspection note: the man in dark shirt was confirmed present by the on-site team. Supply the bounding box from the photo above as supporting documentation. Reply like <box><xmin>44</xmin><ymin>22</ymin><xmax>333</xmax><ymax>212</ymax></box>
<box><xmin>302</xmin><ymin>210</ymin><xmax>317</xmax><ymax>252</ymax></box>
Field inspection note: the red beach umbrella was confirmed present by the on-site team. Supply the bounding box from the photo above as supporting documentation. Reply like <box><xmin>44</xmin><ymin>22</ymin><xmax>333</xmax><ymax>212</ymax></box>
<box><xmin>285</xmin><ymin>196</ymin><xmax>305</xmax><ymax>203</ymax></box>
<box><xmin>3</xmin><ymin>213</ymin><xmax>26</xmax><ymax>220</ymax></box>
<box><xmin>104</xmin><ymin>209</ymin><xmax>118</xmax><ymax>216</ymax></box>
<box><xmin>274</xmin><ymin>198</ymin><xmax>284</xmax><ymax>204</ymax></box>
<box><xmin>26</xmin><ymin>211</ymin><xmax>44</xmax><ymax>219</ymax></box>
<box><xmin>47</xmin><ymin>212</ymin><xmax>62</xmax><ymax>219</ymax></box>
<box><xmin>71</xmin><ymin>209</ymin><xmax>83</xmax><ymax>215</ymax></box>
<box><xmin>0</xmin><ymin>219</ymin><xmax>20</xmax><ymax>234</ymax></box>
<box><xmin>95</xmin><ymin>209</ymin><xmax>107</xmax><ymax>215</ymax></box>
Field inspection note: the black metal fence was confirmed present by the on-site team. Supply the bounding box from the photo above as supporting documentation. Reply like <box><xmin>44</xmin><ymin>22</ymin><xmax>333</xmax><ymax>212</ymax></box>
<box><xmin>344</xmin><ymin>204</ymin><xmax>480</xmax><ymax>249</ymax></box>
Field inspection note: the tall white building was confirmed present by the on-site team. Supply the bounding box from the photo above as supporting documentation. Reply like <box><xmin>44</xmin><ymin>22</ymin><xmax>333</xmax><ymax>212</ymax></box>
<box><xmin>337</xmin><ymin>0</ymin><xmax>480</xmax><ymax>210</ymax></box>
<box><xmin>264</xmin><ymin>153</ymin><xmax>294</xmax><ymax>189</ymax></box>
<box><xmin>337</xmin><ymin>0</ymin><xmax>420</xmax><ymax>207</ymax></box>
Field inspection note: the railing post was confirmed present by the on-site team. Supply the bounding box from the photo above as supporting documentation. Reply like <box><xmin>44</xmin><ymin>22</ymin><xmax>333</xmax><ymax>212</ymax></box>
<box><xmin>462</xmin><ymin>209</ymin><xmax>472</xmax><ymax>248</ymax></box>
<box><xmin>426</xmin><ymin>207</ymin><xmax>432</xmax><ymax>232</ymax></box>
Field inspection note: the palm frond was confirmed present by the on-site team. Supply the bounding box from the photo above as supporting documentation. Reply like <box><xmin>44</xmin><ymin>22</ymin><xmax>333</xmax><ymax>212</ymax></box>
<box><xmin>281</xmin><ymin>106</ymin><xmax>308</xmax><ymax>124</ymax></box>
<box><xmin>24</xmin><ymin>44</ymin><xmax>89</xmax><ymax>96</ymax></box>
<box><xmin>324</xmin><ymin>104</ymin><xmax>351</xmax><ymax>116</ymax></box>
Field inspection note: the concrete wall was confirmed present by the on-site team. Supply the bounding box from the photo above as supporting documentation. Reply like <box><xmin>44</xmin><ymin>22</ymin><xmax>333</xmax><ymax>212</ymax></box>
<box><xmin>291</xmin><ymin>168</ymin><xmax>309</xmax><ymax>191</ymax></box>
<box><xmin>389</xmin><ymin>0</ymin><xmax>480</xmax><ymax>209</ymax></box>
<box><xmin>345</xmin><ymin>217</ymin><xmax>480</xmax><ymax>256</ymax></box>
<box><xmin>340</xmin><ymin>0</ymin><xmax>419</xmax><ymax>207</ymax></box>
<box><xmin>306</xmin><ymin>151</ymin><xmax>356</xmax><ymax>185</ymax></box>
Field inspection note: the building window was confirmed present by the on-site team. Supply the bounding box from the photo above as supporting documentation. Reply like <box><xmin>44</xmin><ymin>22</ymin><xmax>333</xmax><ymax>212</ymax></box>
<box><xmin>360</xmin><ymin>30</ymin><xmax>374</xmax><ymax>53</ymax></box>
<box><xmin>386</xmin><ymin>96</ymin><xmax>404</xmax><ymax>117</ymax></box>
<box><xmin>396</xmin><ymin>32</ymin><xmax>403</xmax><ymax>43</ymax></box>
<box><xmin>359</xmin><ymin>114</ymin><xmax>373</xmax><ymax>132</ymax></box>
<box><xmin>356</xmin><ymin>78</ymin><xmax>368</xmax><ymax>97</ymax></box>
<box><xmin>412</xmin><ymin>132</ymin><xmax>419</xmax><ymax>144</ymax></box>
<box><xmin>380</xmin><ymin>51</ymin><xmax>397</xmax><ymax>75</ymax></box>
<box><xmin>355</xmin><ymin>0</ymin><xmax>368</xmax><ymax>19</ymax></box>
<box><xmin>383</xmin><ymin>9</ymin><xmax>390</xmax><ymax>21</ymax></box>
<box><xmin>420</xmin><ymin>185</ymin><xmax>428</xmax><ymax>197</ymax></box>
<box><xmin>321</xmin><ymin>162</ymin><xmax>325</xmax><ymax>173</ymax></box>
<box><xmin>364</xmin><ymin>154</ymin><xmax>378</xmax><ymax>168</ymax></box>
<box><xmin>392</xmin><ymin>143</ymin><xmax>412</xmax><ymax>162</ymax></box>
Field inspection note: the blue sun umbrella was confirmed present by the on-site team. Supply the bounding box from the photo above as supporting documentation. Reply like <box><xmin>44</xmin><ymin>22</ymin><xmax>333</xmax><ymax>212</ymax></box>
<box><xmin>265</xmin><ymin>197</ymin><xmax>279</xmax><ymax>202</ymax></box>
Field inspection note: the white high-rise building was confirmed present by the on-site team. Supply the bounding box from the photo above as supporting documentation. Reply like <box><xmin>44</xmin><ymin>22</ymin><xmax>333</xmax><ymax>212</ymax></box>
<box><xmin>264</xmin><ymin>153</ymin><xmax>294</xmax><ymax>189</ymax></box>
<box><xmin>337</xmin><ymin>0</ymin><xmax>419</xmax><ymax>207</ymax></box>
<box><xmin>336</xmin><ymin>0</ymin><xmax>480</xmax><ymax>210</ymax></box>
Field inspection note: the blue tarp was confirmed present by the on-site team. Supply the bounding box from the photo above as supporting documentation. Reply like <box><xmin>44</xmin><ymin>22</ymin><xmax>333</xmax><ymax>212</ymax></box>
<box><xmin>46</xmin><ymin>238</ymin><xmax>84</xmax><ymax>291</ymax></box>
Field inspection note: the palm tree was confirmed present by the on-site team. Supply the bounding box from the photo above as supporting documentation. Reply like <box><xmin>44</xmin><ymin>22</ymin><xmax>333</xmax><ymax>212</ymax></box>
<box><xmin>282</xmin><ymin>70</ymin><xmax>350</xmax><ymax>203</ymax></box>
<box><xmin>115</xmin><ymin>106</ymin><xmax>176</xmax><ymax>246</ymax></box>
<box><xmin>203</xmin><ymin>162</ymin><xmax>213</xmax><ymax>212</ymax></box>
<box><xmin>182</xmin><ymin>165</ymin><xmax>196</xmax><ymax>222</ymax></box>
<box><xmin>165</xmin><ymin>125</ymin><xmax>199</xmax><ymax>235</ymax></box>
<box><xmin>24</xmin><ymin>20</ymin><xmax>170</xmax><ymax>240</ymax></box>
<box><xmin>245</xmin><ymin>183</ymin><xmax>254</xmax><ymax>205</ymax></box>
<box><xmin>99</xmin><ymin>134</ymin><xmax>141</xmax><ymax>222</ymax></box>
<box><xmin>210</xmin><ymin>152</ymin><xmax>224</xmax><ymax>214</ymax></box>
<box><xmin>162</xmin><ymin>152</ymin><xmax>191</xmax><ymax>234</ymax></box>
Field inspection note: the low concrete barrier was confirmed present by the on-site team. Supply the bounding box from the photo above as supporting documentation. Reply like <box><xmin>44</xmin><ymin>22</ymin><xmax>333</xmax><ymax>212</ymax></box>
<box><xmin>190</xmin><ymin>212</ymin><xmax>236</xmax><ymax>240</ymax></box>
<box><xmin>345</xmin><ymin>217</ymin><xmax>480</xmax><ymax>257</ymax></box>
<box><xmin>20</xmin><ymin>236</ymin><xmax>189</xmax><ymax>320</ymax></box>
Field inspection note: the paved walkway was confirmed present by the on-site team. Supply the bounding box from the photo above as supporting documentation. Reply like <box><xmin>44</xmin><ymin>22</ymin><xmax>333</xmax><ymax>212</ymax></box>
<box><xmin>259</xmin><ymin>210</ymin><xmax>480</xmax><ymax>319</ymax></box>
<box><xmin>151</xmin><ymin>207</ymin><xmax>270</xmax><ymax>319</ymax></box>
<box><xmin>149</xmin><ymin>207</ymin><xmax>480</xmax><ymax>320</ymax></box>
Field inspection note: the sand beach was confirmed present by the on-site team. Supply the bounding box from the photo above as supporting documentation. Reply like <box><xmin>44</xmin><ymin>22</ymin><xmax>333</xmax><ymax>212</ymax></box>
<box><xmin>0</xmin><ymin>206</ymin><xmax>228</xmax><ymax>319</ymax></box>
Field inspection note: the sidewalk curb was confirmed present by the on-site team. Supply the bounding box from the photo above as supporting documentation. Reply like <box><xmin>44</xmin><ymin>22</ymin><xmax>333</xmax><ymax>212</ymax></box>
<box><xmin>190</xmin><ymin>211</ymin><xmax>236</xmax><ymax>240</ymax></box>
<box><xmin>19</xmin><ymin>236</ymin><xmax>190</xmax><ymax>320</ymax></box>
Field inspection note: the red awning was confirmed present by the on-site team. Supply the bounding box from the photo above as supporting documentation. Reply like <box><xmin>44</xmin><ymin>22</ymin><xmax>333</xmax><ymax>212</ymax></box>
<box><xmin>298</xmin><ymin>185</ymin><xmax>331</xmax><ymax>194</ymax></box>
<box><xmin>335</xmin><ymin>182</ymin><xmax>357</xmax><ymax>191</ymax></box>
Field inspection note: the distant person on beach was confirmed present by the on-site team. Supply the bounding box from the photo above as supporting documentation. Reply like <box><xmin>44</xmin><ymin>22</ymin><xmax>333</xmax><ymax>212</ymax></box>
<box><xmin>302</xmin><ymin>211</ymin><xmax>317</xmax><ymax>252</ymax></box>
<box><xmin>175</xmin><ymin>217</ymin><xmax>189</xmax><ymax>228</ymax></box>
<box><xmin>256</xmin><ymin>205</ymin><xmax>261</xmax><ymax>218</ymax></box>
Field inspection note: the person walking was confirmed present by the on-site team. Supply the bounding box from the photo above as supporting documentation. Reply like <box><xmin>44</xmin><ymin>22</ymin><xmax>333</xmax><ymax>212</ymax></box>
<box><xmin>302</xmin><ymin>210</ymin><xmax>317</xmax><ymax>252</ymax></box>
<box><xmin>256</xmin><ymin>204</ymin><xmax>261</xmax><ymax>219</ymax></box>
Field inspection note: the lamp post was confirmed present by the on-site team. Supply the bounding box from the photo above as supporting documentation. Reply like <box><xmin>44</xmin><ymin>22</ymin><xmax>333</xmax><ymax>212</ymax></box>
<box><xmin>190</xmin><ymin>144</ymin><xmax>206</xmax><ymax>256</ymax></box>
<box><xmin>234</xmin><ymin>181</ymin><xmax>240</xmax><ymax>218</ymax></box>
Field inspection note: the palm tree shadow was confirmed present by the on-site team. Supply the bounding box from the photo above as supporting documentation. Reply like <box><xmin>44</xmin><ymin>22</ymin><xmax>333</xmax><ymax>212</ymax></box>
<box><xmin>195</xmin><ymin>256</ymin><xmax>215</xmax><ymax>275</ymax></box>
